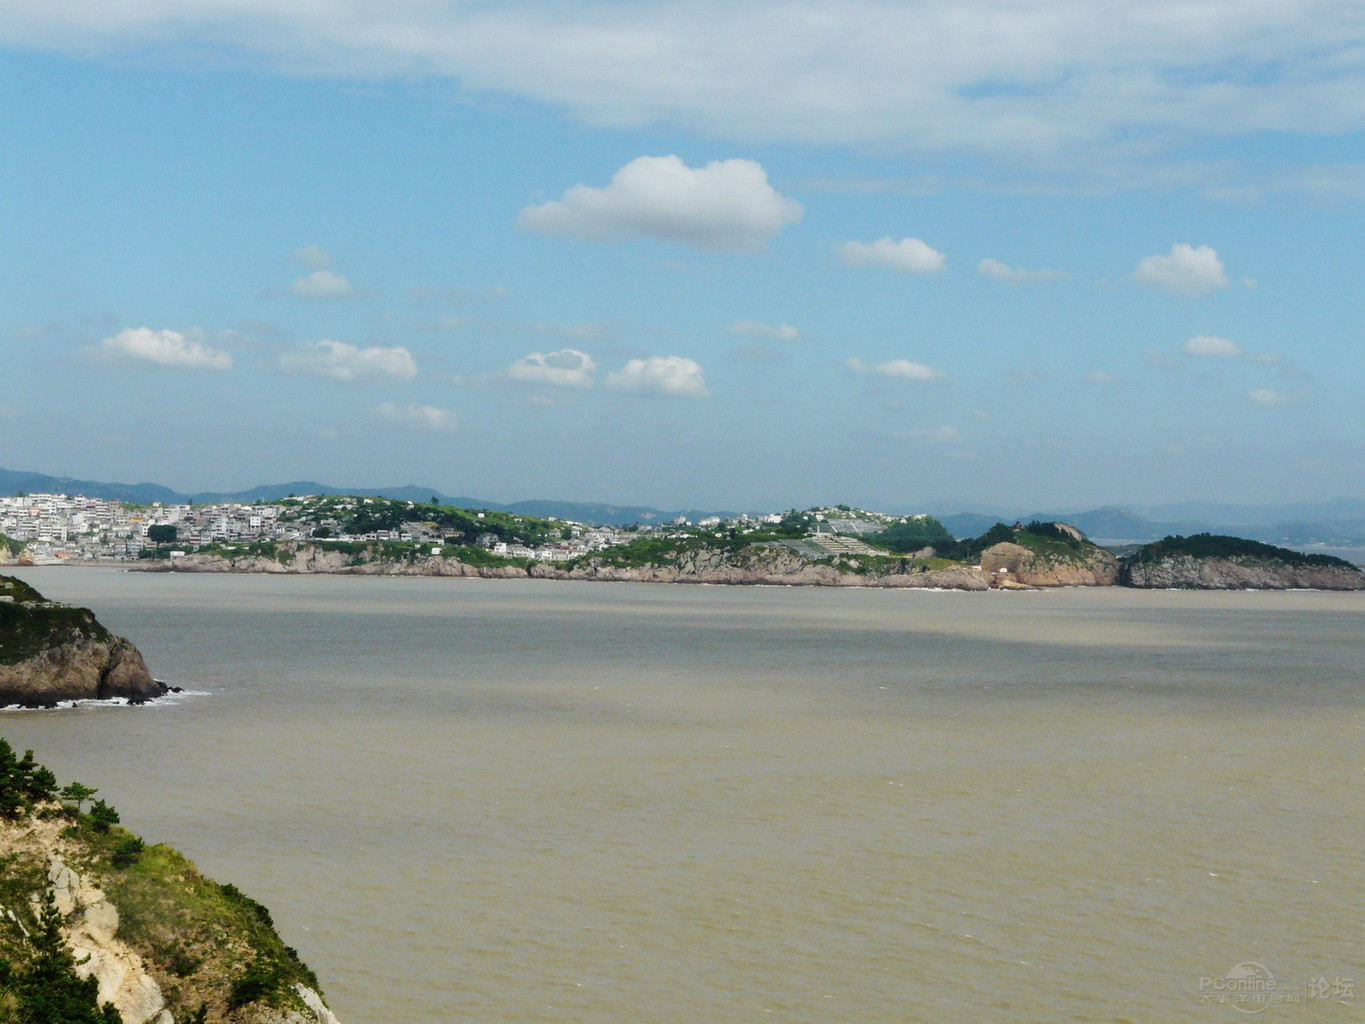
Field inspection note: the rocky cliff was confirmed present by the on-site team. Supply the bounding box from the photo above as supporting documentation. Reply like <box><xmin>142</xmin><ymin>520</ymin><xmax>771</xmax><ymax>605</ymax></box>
<box><xmin>0</xmin><ymin>576</ymin><xmax>165</xmax><ymax>707</ymax></box>
<box><xmin>1119</xmin><ymin>534</ymin><xmax>1365</xmax><ymax>590</ymax></box>
<box><xmin>978</xmin><ymin>539</ymin><xmax>1118</xmax><ymax>587</ymax></box>
<box><xmin>0</xmin><ymin>744</ymin><xmax>340</xmax><ymax>1024</ymax></box>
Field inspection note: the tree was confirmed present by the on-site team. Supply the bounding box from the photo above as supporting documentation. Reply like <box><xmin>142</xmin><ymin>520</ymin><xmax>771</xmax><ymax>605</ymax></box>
<box><xmin>147</xmin><ymin>524</ymin><xmax>177</xmax><ymax>545</ymax></box>
<box><xmin>88</xmin><ymin>800</ymin><xmax>120</xmax><ymax>833</ymax></box>
<box><xmin>59</xmin><ymin>782</ymin><xmax>97</xmax><ymax>814</ymax></box>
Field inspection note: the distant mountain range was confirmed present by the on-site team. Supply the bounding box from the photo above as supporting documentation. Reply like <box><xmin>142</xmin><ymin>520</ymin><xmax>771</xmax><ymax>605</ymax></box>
<box><xmin>5</xmin><ymin>466</ymin><xmax>1365</xmax><ymax>545</ymax></box>
<box><xmin>0</xmin><ymin>467</ymin><xmax>734</xmax><ymax>528</ymax></box>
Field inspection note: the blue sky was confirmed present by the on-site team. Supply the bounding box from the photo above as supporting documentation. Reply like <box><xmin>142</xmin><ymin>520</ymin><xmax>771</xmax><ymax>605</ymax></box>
<box><xmin>2</xmin><ymin>1</ymin><xmax>1364</xmax><ymax>512</ymax></box>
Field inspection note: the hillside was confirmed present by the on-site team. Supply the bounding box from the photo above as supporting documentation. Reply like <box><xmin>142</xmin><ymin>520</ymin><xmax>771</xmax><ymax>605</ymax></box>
<box><xmin>0</xmin><ymin>742</ymin><xmax>339</xmax><ymax>1023</ymax></box>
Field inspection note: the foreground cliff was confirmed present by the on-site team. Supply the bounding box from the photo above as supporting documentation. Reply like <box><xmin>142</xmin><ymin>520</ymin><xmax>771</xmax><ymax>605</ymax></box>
<box><xmin>0</xmin><ymin>742</ymin><xmax>339</xmax><ymax>1024</ymax></box>
<box><xmin>1119</xmin><ymin>534</ymin><xmax>1365</xmax><ymax>590</ymax></box>
<box><xmin>0</xmin><ymin>576</ymin><xmax>165</xmax><ymax>707</ymax></box>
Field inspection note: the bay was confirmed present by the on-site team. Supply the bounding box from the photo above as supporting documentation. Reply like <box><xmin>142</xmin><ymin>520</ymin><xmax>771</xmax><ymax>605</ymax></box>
<box><xmin>3</xmin><ymin>568</ymin><xmax>1362</xmax><ymax>1022</ymax></box>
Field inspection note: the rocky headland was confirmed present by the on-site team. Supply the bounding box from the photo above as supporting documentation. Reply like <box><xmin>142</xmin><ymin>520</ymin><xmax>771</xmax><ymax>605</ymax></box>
<box><xmin>0</xmin><ymin>743</ymin><xmax>340</xmax><ymax>1024</ymax></box>
<box><xmin>1117</xmin><ymin>533</ymin><xmax>1365</xmax><ymax>590</ymax></box>
<box><xmin>0</xmin><ymin>575</ymin><xmax>166</xmax><ymax>707</ymax></box>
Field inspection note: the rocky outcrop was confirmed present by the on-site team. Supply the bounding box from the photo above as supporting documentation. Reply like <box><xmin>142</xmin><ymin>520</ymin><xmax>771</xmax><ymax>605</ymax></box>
<box><xmin>1119</xmin><ymin>554</ymin><xmax>1365</xmax><ymax>590</ymax></box>
<box><xmin>0</xmin><ymin>575</ymin><xmax>165</xmax><ymax>706</ymax></box>
<box><xmin>978</xmin><ymin>540</ymin><xmax>1118</xmax><ymax>587</ymax></box>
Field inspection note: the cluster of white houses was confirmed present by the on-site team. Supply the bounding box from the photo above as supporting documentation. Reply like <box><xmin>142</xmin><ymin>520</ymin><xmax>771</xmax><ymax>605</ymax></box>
<box><xmin>0</xmin><ymin>492</ymin><xmax>637</xmax><ymax>562</ymax></box>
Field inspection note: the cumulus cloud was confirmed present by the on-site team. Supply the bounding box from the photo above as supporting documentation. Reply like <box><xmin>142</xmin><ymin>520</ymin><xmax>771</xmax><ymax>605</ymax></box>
<box><xmin>978</xmin><ymin>258</ymin><xmax>1065</xmax><ymax>283</ymax></box>
<box><xmin>1248</xmin><ymin>389</ymin><xmax>1293</xmax><ymax>406</ymax></box>
<box><xmin>373</xmin><ymin>402</ymin><xmax>458</xmax><ymax>432</ymax></box>
<box><xmin>840</xmin><ymin>237</ymin><xmax>945</xmax><ymax>274</ymax></box>
<box><xmin>1133</xmin><ymin>244</ymin><xmax>1228</xmax><ymax>296</ymax></box>
<box><xmin>101</xmin><ymin>327</ymin><xmax>233</xmax><ymax>370</ymax></box>
<box><xmin>291</xmin><ymin>269</ymin><xmax>354</xmax><ymax>299</ymax></box>
<box><xmin>606</xmin><ymin>355</ymin><xmax>709</xmax><ymax>398</ymax></box>
<box><xmin>845</xmin><ymin>357</ymin><xmax>945</xmax><ymax>381</ymax></box>
<box><xmin>279</xmin><ymin>340</ymin><xmax>417</xmax><ymax>382</ymax></box>
<box><xmin>729</xmin><ymin>319</ymin><xmax>798</xmax><ymax>340</ymax></box>
<box><xmin>517</xmin><ymin>155</ymin><xmax>802</xmax><ymax>252</ymax></box>
<box><xmin>292</xmin><ymin>244</ymin><xmax>331</xmax><ymax>269</ymax></box>
<box><xmin>507</xmin><ymin>348</ymin><xmax>596</xmax><ymax>388</ymax></box>
<box><xmin>1183</xmin><ymin>334</ymin><xmax>1242</xmax><ymax>358</ymax></box>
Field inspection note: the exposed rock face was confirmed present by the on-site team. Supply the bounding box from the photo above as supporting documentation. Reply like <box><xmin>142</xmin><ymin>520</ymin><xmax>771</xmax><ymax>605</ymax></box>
<box><xmin>0</xmin><ymin>575</ymin><xmax>164</xmax><ymax>706</ymax></box>
<box><xmin>144</xmin><ymin>542</ymin><xmax>992</xmax><ymax>589</ymax></box>
<box><xmin>979</xmin><ymin>540</ymin><xmax>1118</xmax><ymax>587</ymax></box>
<box><xmin>47</xmin><ymin>854</ymin><xmax>170</xmax><ymax>1024</ymax></box>
<box><xmin>1120</xmin><ymin>555</ymin><xmax>1365</xmax><ymax>590</ymax></box>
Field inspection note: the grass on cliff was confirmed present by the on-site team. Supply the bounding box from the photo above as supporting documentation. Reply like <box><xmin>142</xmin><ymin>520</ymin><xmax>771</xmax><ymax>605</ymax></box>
<box><xmin>89</xmin><ymin>830</ymin><xmax>321</xmax><ymax>1016</ymax></box>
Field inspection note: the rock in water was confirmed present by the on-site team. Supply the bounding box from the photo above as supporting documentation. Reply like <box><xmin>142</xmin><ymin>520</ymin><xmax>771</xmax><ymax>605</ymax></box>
<box><xmin>0</xmin><ymin>574</ymin><xmax>166</xmax><ymax>706</ymax></box>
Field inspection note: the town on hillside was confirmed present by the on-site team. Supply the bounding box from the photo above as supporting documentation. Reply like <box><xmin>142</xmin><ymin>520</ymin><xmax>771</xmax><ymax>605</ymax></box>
<box><xmin>0</xmin><ymin>491</ymin><xmax>921</xmax><ymax>565</ymax></box>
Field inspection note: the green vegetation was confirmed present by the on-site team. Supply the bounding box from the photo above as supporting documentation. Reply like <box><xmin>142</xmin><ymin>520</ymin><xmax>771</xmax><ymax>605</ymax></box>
<box><xmin>1123</xmin><ymin>533</ymin><xmax>1359</xmax><ymax>570</ymax></box>
<box><xmin>147</xmin><ymin>524</ymin><xmax>178</xmax><ymax>545</ymax></box>
<box><xmin>277</xmin><ymin>494</ymin><xmax>566</xmax><ymax>547</ymax></box>
<box><xmin>864</xmin><ymin>515</ymin><xmax>955</xmax><ymax>554</ymax></box>
<box><xmin>0</xmin><ymin>577</ymin><xmax>112</xmax><ymax>667</ymax></box>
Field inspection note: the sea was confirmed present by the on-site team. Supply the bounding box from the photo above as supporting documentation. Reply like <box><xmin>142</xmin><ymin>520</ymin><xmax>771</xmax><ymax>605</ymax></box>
<box><xmin>2</xmin><ymin>567</ymin><xmax>1362</xmax><ymax>1023</ymax></box>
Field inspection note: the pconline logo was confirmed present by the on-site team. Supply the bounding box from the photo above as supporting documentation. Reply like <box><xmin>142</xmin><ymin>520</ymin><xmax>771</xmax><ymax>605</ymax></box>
<box><xmin>1198</xmin><ymin>962</ymin><xmax>1285</xmax><ymax>1014</ymax></box>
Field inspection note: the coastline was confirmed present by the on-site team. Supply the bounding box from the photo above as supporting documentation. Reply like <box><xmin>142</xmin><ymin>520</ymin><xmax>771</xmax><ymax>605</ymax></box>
<box><xmin>115</xmin><ymin>540</ymin><xmax>1365</xmax><ymax>591</ymax></box>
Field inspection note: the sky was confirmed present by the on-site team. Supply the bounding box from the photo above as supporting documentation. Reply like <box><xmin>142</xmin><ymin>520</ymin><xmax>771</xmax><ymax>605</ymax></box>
<box><xmin>2</xmin><ymin>1</ymin><xmax>1365</xmax><ymax>513</ymax></box>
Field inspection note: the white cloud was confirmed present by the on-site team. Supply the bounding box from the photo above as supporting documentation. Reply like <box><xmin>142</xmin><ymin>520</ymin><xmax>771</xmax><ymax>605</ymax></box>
<box><xmin>373</xmin><ymin>402</ymin><xmax>459</xmax><ymax>432</ymax></box>
<box><xmin>507</xmin><ymin>348</ymin><xmax>597</xmax><ymax>388</ymax></box>
<box><xmin>840</xmin><ymin>237</ymin><xmax>945</xmax><ymax>274</ymax></box>
<box><xmin>101</xmin><ymin>327</ymin><xmax>233</xmax><ymax>370</ymax></box>
<box><xmin>978</xmin><ymin>258</ymin><xmax>1065</xmax><ymax>283</ymax></box>
<box><xmin>1183</xmin><ymin>334</ymin><xmax>1242</xmax><ymax>358</ymax></box>
<box><xmin>279</xmin><ymin>340</ymin><xmax>417</xmax><ymax>382</ymax></box>
<box><xmin>606</xmin><ymin>355</ymin><xmax>709</xmax><ymax>398</ymax></box>
<box><xmin>1248</xmin><ymin>389</ymin><xmax>1292</xmax><ymax>406</ymax></box>
<box><xmin>7</xmin><ymin>4</ymin><xmax>1365</xmax><ymax>189</ymax></box>
<box><xmin>408</xmin><ymin>283</ymin><xmax>507</xmax><ymax>305</ymax></box>
<box><xmin>846</xmin><ymin>357</ymin><xmax>945</xmax><ymax>381</ymax></box>
<box><xmin>517</xmin><ymin>155</ymin><xmax>802</xmax><ymax>253</ymax></box>
<box><xmin>1084</xmin><ymin>371</ymin><xmax>1117</xmax><ymax>384</ymax></box>
<box><xmin>729</xmin><ymin>319</ymin><xmax>798</xmax><ymax>340</ymax></box>
<box><xmin>291</xmin><ymin>269</ymin><xmax>354</xmax><ymax>299</ymax></box>
<box><xmin>1133</xmin><ymin>244</ymin><xmax>1228</xmax><ymax>296</ymax></box>
<box><xmin>0</xmin><ymin>405</ymin><xmax>18</xmax><ymax>419</ymax></box>
<box><xmin>292</xmin><ymin>244</ymin><xmax>331</xmax><ymax>269</ymax></box>
<box><xmin>895</xmin><ymin>426</ymin><xmax>963</xmax><ymax>444</ymax></box>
